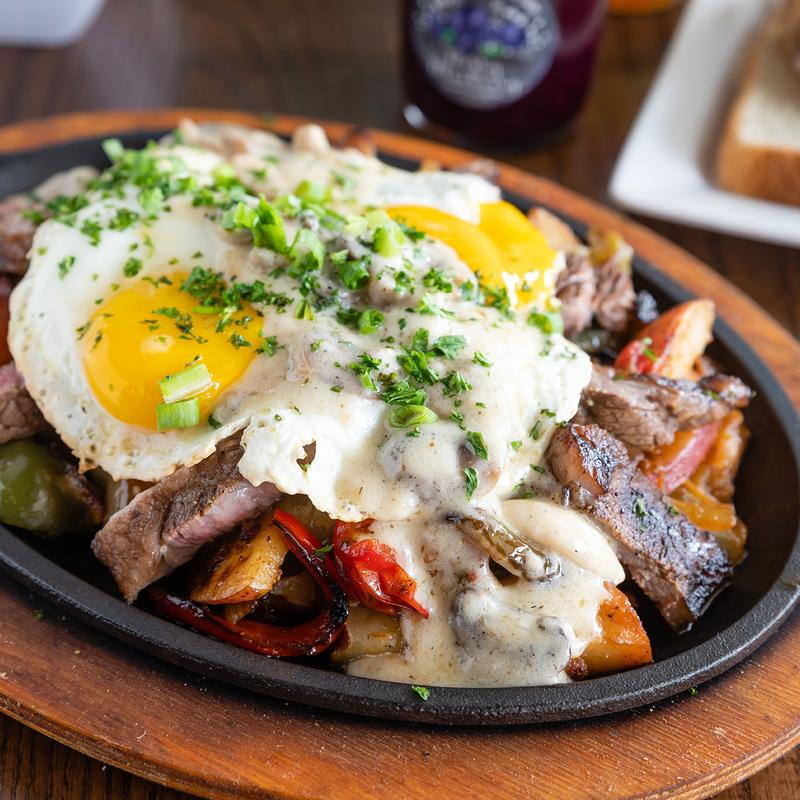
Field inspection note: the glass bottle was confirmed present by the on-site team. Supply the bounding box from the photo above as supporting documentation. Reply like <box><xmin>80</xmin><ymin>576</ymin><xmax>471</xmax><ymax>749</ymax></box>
<box><xmin>403</xmin><ymin>0</ymin><xmax>608</xmax><ymax>147</ymax></box>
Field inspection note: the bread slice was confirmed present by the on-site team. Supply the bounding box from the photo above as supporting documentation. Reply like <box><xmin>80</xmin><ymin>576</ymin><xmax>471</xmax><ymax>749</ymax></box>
<box><xmin>716</xmin><ymin>5</ymin><xmax>800</xmax><ymax>206</ymax></box>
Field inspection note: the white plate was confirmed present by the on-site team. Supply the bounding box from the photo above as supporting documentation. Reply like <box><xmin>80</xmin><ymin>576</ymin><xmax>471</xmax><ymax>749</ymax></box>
<box><xmin>609</xmin><ymin>0</ymin><xmax>800</xmax><ymax>248</ymax></box>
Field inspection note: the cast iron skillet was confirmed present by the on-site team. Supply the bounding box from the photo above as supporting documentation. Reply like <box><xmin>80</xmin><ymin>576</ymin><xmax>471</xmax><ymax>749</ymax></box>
<box><xmin>0</xmin><ymin>131</ymin><xmax>797</xmax><ymax>726</ymax></box>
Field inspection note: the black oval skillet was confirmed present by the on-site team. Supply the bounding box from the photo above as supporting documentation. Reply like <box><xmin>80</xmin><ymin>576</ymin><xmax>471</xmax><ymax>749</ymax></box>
<box><xmin>0</xmin><ymin>131</ymin><xmax>797</xmax><ymax>725</ymax></box>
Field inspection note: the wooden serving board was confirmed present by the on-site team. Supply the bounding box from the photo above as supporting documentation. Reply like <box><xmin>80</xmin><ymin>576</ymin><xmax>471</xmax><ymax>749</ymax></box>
<box><xmin>0</xmin><ymin>109</ymin><xmax>797</xmax><ymax>800</ymax></box>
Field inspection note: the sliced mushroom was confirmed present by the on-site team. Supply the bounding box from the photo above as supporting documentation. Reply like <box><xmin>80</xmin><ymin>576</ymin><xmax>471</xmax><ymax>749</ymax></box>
<box><xmin>452</xmin><ymin>589</ymin><xmax>572</xmax><ymax>676</ymax></box>
<box><xmin>447</xmin><ymin>510</ymin><xmax>560</xmax><ymax>582</ymax></box>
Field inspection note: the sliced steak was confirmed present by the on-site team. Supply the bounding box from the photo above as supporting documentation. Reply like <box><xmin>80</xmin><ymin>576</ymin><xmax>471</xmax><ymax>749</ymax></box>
<box><xmin>547</xmin><ymin>423</ymin><xmax>733</xmax><ymax>630</ymax></box>
<box><xmin>0</xmin><ymin>196</ymin><xmax>37</xmax><ymax>276</ymax></box>
<box><xmin>697</xmin><ymin>373</ymin><xmax>754</xmax><ymax>408</ymax></box>
<box><xmin>582</xmin><ymin>364</ymin><xmax>753</xmax><ymax>451</ymax></box>
<box><xmin>556</xmin><ymin>251</ymin><xmax>596</xmax><ymax>337</ymax></box>
<box><xmin>0</xmin><ymin>363</ymin><xmax>48</xmax><ymax>444</ymax></box>
<box><xmin>91</xmin><ymin>435</ymin><xmax>281</xmax><ymax>602</ymax></box>
<box><xmin>593</xmin><ymin>257</ymin><xmax>636</xmax><ymax>334</ymax></box>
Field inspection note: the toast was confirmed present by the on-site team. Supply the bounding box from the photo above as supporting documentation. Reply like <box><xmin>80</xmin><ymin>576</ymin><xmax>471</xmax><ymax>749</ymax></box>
<box><xmin>716</xmin><ymin>2</ymin><xmax>800</xmax><ymax>206</ymax></box>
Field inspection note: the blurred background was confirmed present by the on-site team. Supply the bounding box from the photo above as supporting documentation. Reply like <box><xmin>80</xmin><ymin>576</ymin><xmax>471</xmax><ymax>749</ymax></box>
<box><xmin>0</xmin><ymin>1</ymin><xmax>797</xmax><ymax>798</ymax></box>
<box><xmin>0</xmin><ymin>0</ymin><xmax>796</xmax><ymax>344</ymax></box>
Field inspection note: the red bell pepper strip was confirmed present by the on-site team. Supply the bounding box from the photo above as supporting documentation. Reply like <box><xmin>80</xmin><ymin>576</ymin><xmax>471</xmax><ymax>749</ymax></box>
<box><xmin>148</xmin><ymin>509</ymin><xmax>348</xmax><ymax>657</ymax></box>
<box><xmin>333</xmin><ymin>519</ymin><xmax>429</xmax><ymax>618</ymax></box>
<box><xmin>640</xmin><ymin>421</ymin><xmax>721</xmax><ymax>495</ymax></box>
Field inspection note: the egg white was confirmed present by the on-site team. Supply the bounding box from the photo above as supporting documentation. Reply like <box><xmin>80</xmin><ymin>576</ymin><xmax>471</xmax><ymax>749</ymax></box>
<box><xmin>10</xmin><ymin>127</ymin><xmax>539</xmax><ymax>523</ymax></box>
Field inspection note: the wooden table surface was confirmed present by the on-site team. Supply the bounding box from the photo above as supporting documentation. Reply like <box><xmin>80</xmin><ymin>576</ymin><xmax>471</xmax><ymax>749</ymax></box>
<box><xmin>0</xmin><ymin>1</ymin><xmax>796</xmax><ymax>798</ymax></box>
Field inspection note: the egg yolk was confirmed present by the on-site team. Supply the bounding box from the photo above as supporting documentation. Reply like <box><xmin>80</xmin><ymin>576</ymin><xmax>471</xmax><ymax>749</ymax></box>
<box><xmin>83</xmin><ymin>274</ymin><xmax>262</xmax><ymax>430</ymax></box>
<box><xmin>387</xmin><ymin>201</ymin><xmax>558</xmax><ymax>307</ymax></box>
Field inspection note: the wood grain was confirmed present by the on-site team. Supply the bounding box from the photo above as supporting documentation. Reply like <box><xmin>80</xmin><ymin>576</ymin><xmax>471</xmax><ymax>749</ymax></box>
<box><xmin>0</xmin><ymin>107</ymin><xmax>797</xmax><ymax>800</ymax></box>
<box><xmin>0</xmin><ymin>2</ymin><xmax>796</xmax><ymax>797</ymax></box>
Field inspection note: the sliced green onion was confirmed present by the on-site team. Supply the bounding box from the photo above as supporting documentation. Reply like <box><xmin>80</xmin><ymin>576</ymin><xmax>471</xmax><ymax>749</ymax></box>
<box><xmin>343</xmin><ymin>215</ymin><xmax>368</xmax><ymax>237</ymax></box>
<box><xmin>158</xmin><ymin>363</ymin><xmax>212</xmax><ymax>404</ymax></box>
<box><xmin>156</xmin><ymin>397</ymin><xmax>201</xmax><ymax>431</ymax></box>
<box><xmin>295</xmin><ymin>179</ymin><xmax>328</xmax><ymax>204</ymax></box>
<box><xmin>373</xmin><ymin>221</ymin><xmax>405</xmax><ymax>257</ymax></box>
<box><xmin>388</xmin><ymin>405</ymin><xmax>438</xmax><ymax>428</ymax></box>
<box><xmin>365</xmin><ymin>209</ymin><xmax>392</xmax><ymax>229</ymax></box>
<box><xmin>289</xmin><ymin>228</ymin><xmax>325</xmax><ymax>270</ymax></box>
<box><xmin>338</xmin><ymin>257</ymin><xmax>370</xmax><ymax>290</ymax></box>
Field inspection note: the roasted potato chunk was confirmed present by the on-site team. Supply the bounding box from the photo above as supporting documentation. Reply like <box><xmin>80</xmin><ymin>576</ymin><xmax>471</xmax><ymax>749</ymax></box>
<box><xmin>571</xmin><ymin>583</ymin><xmax>653</xmax><ymax>678</ymax></box>
<box><xmin>329</xmin><ymin>605</ymin><xmax>403</xmax><ymax>666</ymax></box>
<box><xmin>277</xmin><ymin>494</ymin><xmax>334</xmax><ymax>540</ymax></box>
<box><xmin>615</xmin><ymin>299</ymin><xmax>715</xmax><ymax>379</ymax></box>
<box><xmin>190</xmin><ymin>515</ymin><xmax>288</xmax><ymax>605</ymax></box>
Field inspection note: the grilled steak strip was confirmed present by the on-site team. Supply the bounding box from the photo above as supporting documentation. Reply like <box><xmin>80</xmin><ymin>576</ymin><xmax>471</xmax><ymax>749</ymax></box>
<box><xmin>593</xmin><ymin>258</ymin><xmax>635</xmax><ymax>334</ymax></box>
<box><xmin>0</xmin><ymin>363</ymin><xmax>48</xmax><ymax>444</ymax></box>
<box><xmin>92</xmin><ymin>435</ymin><xmax>281</xmax><ymax>602</ymax></box>
<box><xmin>582</xmin><ymin>364</ymin><xmax>753</xmax><ymax>451</ymax></box>
<box><xmin>547</xmin><ymin>423</ymin><xmax>732</xmax><ymax>630</ymax></box>
<box><xmin>0</xmin><ymin>196</ymin><xmax>37</xmax><ymax>276</ymax></box>
<box><xmin>555</xmin><ymin>251</ymin><xmax>596</xmax><ymax>337</ymax></box>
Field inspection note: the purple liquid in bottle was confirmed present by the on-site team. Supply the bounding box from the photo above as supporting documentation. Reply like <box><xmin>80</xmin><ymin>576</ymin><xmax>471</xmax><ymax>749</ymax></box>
<box><xmin>403</xmin><ymin>0</ymin><xmax>608</xmax><ymax>147</ymax></box>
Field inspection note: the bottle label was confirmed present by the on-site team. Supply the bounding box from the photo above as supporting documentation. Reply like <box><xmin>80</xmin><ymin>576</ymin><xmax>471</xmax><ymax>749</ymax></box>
<box><xmin>411</xmin><ymin>1</ymin><xmax>560</xmax><ymax>111</ymax></box>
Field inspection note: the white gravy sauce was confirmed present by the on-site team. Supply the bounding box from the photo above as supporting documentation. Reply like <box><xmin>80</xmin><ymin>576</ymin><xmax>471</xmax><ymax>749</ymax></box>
<box><xmin>16</xmin><ymin>121</ymin><xmax>618</xmax><ymax>688</ymax></box>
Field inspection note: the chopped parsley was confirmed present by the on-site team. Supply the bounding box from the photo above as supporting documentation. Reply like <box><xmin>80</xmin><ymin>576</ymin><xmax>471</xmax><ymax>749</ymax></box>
<box><xmin>472</xmin><ymin>351</ymin><xmax>492</xmax><ymax>367</ymax></box>
<box><xmin>449</xmin><ymin>409</ymin><xmax>466</xmax><ymax>429</ymax></box>
<box><xmin>123</xmin><ymin>257</ymin><xmax>143</xmax><ymax>277</ymax></box>
<box><xmin>381</xmin><ymin>380</ymin><xmax>426</xmax><ymax>406</ymax></box>
<box><xmin>633</xmin><ymin>497</ymin><xmax>647</xmax><ymax>518</ymax></box>
<box><xmin>422</xmin><ymin>267</ymin><xmax>453</xmax><ymax>293</ymax></box>
<box><xmin>398</xmin><ymin>350</ymin><xmax>439</xmax><ymax>386</ymax></box>
<box><xmin>416</xmin><ymin>293</ymin><xmax>454</xmax><ymax>318</ymax></box>
<box><xmin>442</xmin><ymin>371</ymin><xmax>472</xmax><ymax>396</ymax></box>
<box><xmin>80</xmin><ymin>218</ymin><xmax>102</xmax><ymax>246</ymax></box>
<box><xmin>429</xmin><ymin>334</ymin><xmax>466</xmax><ymax>360</ymax></box>
<box><xmin>58</xmin><ymin>255</ymin><xmax>76</xmax><ymax>279</ymax></box>
<box><xmin>397</xmin><ymin>220</ymin><xmax>426</xmax><ymax>242</ymax></box>
<box><xmin>463</xmin><ymin>467</ymin><xmax>478</xmax><ymax>500</ymax></box>
<box><xmin>229</xmin><ymin>333</ymin><xmax>252</xmax><ymax>349</ymax></box>
<box><xmin>257</xmin><ymin>336</ymin><xmax>282</xmax><ymax>356</ymax></box>
<box><xmin>466</xmin><ymin>430</ymin><xmax>488</xmax><ymax>460</ymax></box>
<box><xmin>350</xmin><ymin>353</ymin><xmax>382</xmax><ymax>391</ymax></box>
<box><xmin>108</xmin><ymin>207</ymin><xmax>139</xmax><ymax>231</ymax></box>
<box><xmin>411</xmin><ymin>684</ymin><xmax>431</xmax><ymax>701</ymax></box>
